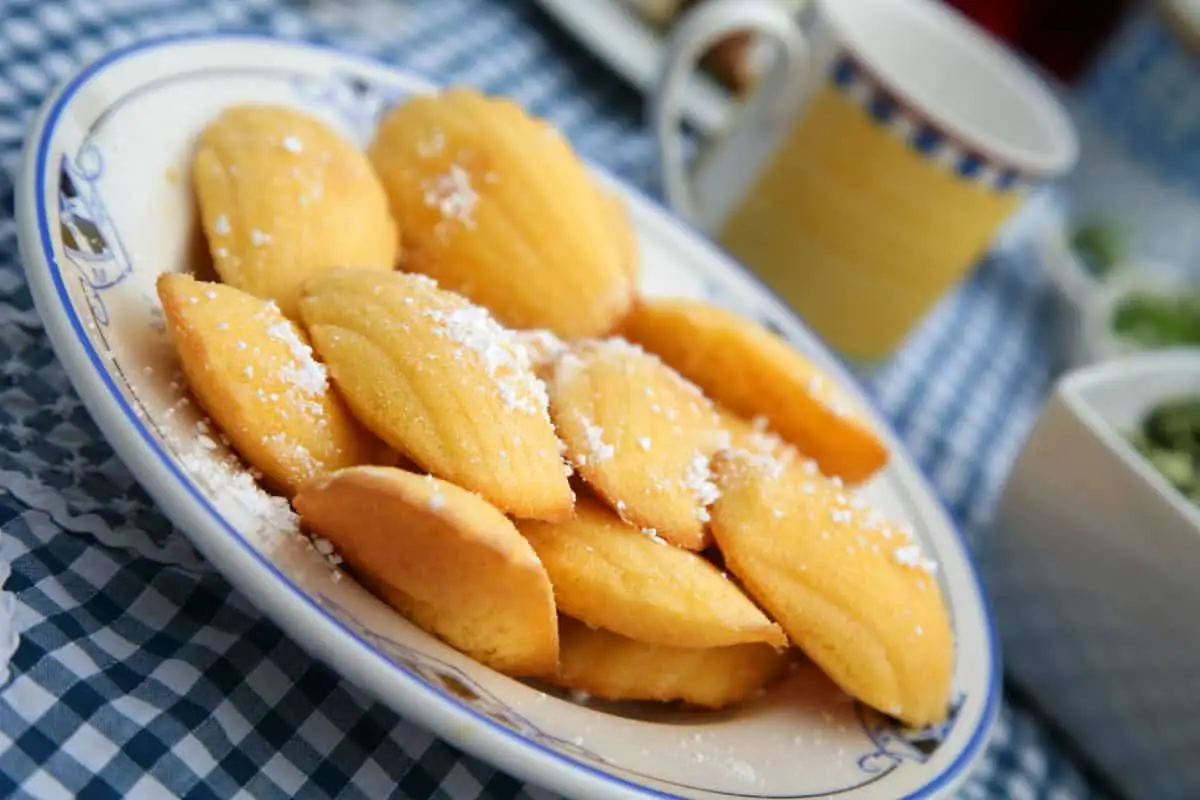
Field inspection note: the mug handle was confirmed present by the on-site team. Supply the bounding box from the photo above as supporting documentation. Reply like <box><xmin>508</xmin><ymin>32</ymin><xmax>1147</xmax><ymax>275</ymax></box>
<box><xmin>651</xmin><ymin>0</ymin><xmax>809</xmax><ymax>225</ymax></box>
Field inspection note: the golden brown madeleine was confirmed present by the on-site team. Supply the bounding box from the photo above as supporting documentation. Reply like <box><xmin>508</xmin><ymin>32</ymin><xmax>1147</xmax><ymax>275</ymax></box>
<box><xmin>368</xmin><ymin>88</ymin><xmax>633</xmax><ymax>338</ymax></box>
<box><xmin>193</xmin><ymin>104</ymin><xmax>397</xmax><ymax>318</ymax></box>
<box><xmin>299</xmin><ymin>268</ymin><xmax>573</xmax><ymax>521</ymax></box>
<box><xmin>547</xmin><ymin>338</ymin><xmax>726</xmax><ymax>550</ymax></box>
<box><xmin>713</xmin><ymin>404</ymin><xmax>794</xmax><ymax>461</ymax></box>
<box><xmin>156</xmin><ymin>273</ymin><xmax>392</xmax><ymax>495</ymax></box>
<box><xmin>294</xmin><ymin>466</ymin><xmax>559</xmax><ymax>676</ymax></box>
<box><xmin>599</xmin><ymin>186</ymin><xmax>639</xmax><ymax>284</ymax></box>
<box><xmin>709</xmin><ymin>450</ymin><xmax>953</xmax><ymax>727</ymax></box>
<box><xmin>517</xmin><ymin>497</ymin><xmax>786</xmax><ymax>649</ymax></box>
<box><xmin>621</xmin><ymin>298</ymin><xmax>889</xmax><ymax>484</ymax></box>
<box><xmin>551</xmin><ymin>618</ymin><xmax>789</xmax><ymax>709</ymax></box>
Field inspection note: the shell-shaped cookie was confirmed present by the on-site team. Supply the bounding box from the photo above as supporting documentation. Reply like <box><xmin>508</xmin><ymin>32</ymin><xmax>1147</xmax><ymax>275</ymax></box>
<box><xmin>551</xmin><ymin>618</ymin><xmax>789</xmax><ymax>709</ymax></box>
<box><xmin>547</xmin><ymin>338</ymin><xmax>726</xmax><ymax>550</ymax></box>
<box><xmin>517</xmin><ymin>497</ymin><xmax>786</xmax><ymax>649</ymax></box>
<box><xmin>298</xmin><ymin>268</ymin><xmax>573</xmax><ymax>521</ymax></box>
<box><xmin>193</xmin><ymin>104</ymin><xmax>397</xmax><ymax>318</ymax></box>
<box><xmin>709</xmin><ymin>450</ymin><xmax>954</xmax><ymax>727</ymax></box>
<box><xmin>368</xmin><ymin>88</ymin><xmax>634</xmax><ymax>338</ymax></box>
<box><xmin>621</xmin><ymin>298</ymin><xmax>889</xmax><ymax>484</ymax></box>
<box><xmin>293</xmin><ymin>467</ymin><xmax>559</xmax><ymax>676</ymax></box>
<box><xmin>714</xmin><ymin>404</ymin><xmax>794</xmax><ymax>461</ymax></box>
<box><xmin>156</xmin><ymin>273</ymin><xmax>392</xmax><ymax>496</ymax></box>
<box><xmin>599</xmin><ymin>187</ymin><xmax>639</xmax><ymax>284</ymax></box>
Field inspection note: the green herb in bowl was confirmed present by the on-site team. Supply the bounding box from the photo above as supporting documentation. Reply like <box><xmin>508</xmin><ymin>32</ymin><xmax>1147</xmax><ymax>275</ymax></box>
<box><xmin>1111</xmin><ymin>290</ymin><xmax>1200</xmax><ymax>349</ymax></box>
<box><xmin>1070</xmin><ymin>221</ymin><xmax>1124</xmax><ymax>279</ymax></box>
<box><xmin>1127</xmin><ymin>396</ymin><xmax>1200</xmax><ymax>505</ymax></box>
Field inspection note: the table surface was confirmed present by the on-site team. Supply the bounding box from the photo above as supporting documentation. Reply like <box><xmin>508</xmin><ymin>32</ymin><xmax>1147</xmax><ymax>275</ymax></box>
<box><xmin>0</xmin><ymin>0</ymin><xmax>1114</xmax><ymax>797</ymax></box>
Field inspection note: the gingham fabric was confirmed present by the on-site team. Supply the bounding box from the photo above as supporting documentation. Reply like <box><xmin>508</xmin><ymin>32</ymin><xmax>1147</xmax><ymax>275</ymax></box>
<box><xmin>0</xmin><ymin>1</ymin><xmax>1113</xmax><ymax>797</ymax></box>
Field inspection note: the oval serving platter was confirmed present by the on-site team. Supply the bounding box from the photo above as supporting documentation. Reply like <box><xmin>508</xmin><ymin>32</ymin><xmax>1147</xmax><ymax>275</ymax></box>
<box><xmin>16</xmin><ymin>35</ymin><xmax>998</xmax><ymax>800</ymax></box>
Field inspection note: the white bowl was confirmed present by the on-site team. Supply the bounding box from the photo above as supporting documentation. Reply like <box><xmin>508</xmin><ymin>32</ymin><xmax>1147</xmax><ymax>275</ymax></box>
<box><xmin>983</xmin><ymin>349</ymin><xmax>1200</xmax><ymax>800</ymax></box>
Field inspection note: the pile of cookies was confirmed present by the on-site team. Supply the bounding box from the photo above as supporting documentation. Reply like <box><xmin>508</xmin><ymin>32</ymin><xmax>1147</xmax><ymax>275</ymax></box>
<box><xmin>158</xmin><ymin>87</ymin><xmax>953</xmax><ymax>727</ymax></box>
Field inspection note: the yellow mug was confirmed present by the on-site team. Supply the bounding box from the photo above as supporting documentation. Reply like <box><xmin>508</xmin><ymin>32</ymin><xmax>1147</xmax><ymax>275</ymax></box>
<box><xmin>652</xmin><ymin>0</ymin><xmax>1078</xmax><ymax>361</ymax></box>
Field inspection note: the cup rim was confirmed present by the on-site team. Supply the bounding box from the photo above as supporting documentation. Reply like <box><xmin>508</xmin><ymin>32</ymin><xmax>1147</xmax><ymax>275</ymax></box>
<box><xmin>820</xmin><ymin>0</ymin><xmax>1079</xmax><ymax>177</ymax></box>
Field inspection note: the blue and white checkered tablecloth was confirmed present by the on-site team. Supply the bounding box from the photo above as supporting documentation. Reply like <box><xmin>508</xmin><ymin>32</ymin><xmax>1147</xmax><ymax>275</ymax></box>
<box><xmin>0</xmin><ymin>0</ymin><xmax>1115</xmax><ymax>797</ymax></box>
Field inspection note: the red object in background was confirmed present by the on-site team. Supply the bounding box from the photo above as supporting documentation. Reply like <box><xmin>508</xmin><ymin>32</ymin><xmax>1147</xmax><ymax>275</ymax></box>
<box><xmin>943</xmin><ymin>0</ymin><xmax>1035</xmax><ymax>42</ymax></box>
<box><xmin>943</xmin><ymin>0</ymin><xmax>1134</xmax><ymax>83</ymax></box>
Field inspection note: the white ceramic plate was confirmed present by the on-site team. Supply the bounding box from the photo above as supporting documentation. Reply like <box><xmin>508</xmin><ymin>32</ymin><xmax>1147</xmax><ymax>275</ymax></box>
<box><xmin>16</xmin><ymin>34</ymin><xmax>997</xmax><ymax>800</ymax></box>
<box><xmin>532</xmin><ymin>0</ymin><xmax>734</xmax><ymax>134</ymax></box>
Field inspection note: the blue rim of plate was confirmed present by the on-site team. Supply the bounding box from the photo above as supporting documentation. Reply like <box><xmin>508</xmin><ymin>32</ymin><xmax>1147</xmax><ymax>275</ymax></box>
<box><xmin>20</xmin><ymin>32</ymin><xmax>1001</xmax><ymax>800</ymax></box>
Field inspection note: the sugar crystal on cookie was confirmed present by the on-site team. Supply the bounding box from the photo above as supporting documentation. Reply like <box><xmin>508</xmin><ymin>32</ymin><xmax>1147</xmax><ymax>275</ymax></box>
<box><xmin>426</xmin><ymin>304</ymin><xmax>551</xmax><ymax>418</ymax></box>
<box><xmin>576</xmin><ymin>414</ymin><xmax>614</xmax><ymax>464</ymax></box>
<box><xmin>423</xmin><ymin>163</ymin><xmax>478</xmax><ymax>229</ymax></box>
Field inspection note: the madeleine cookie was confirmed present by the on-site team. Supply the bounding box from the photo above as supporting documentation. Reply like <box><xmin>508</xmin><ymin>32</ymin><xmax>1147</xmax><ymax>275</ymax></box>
<box><xmin>551</xmin><ymin>618</ymin><xmax>789</xmax><ymax>709</ymax></box>
<box><xmin>299</xmin><ymin>268</ymin><xmax>573</xmax><ymax>521</ymax></box>
<box><xmin>714</xmin><ymin>404</ymin><xmax>794</xmax><ymax>461</ymax></box>
<box><xmin>193</xmin><ymin>104</ymin><xmax>397</xmax><ymax>318</ymax></box>
<box><xmin>517</xmin><ymin>497</ymin><xmax>786</xmax><ymax>649</ymax></box>
<box><xmin>709</xmin><ymin>450</ymin><xmax>953</xmax><ymax>727</ymax></box>
<box><xmin>600</xmin><ymin>187</ymin><xmax>639</xmax><ymax>284</ymax></box>
<box><xmin>547</xmin><ymin>338</ymin><xmax>725</xmax><ymax>550</ymax></box>
<box><xmin>157</xmin><ymin>273</ymin><xmax>392</xmax><ymax>496</ymax></box>
<box><xmin>294</xmin><ymin>466</ymin><xmax>559</xmax><ymax>676</ymax></box>
<box><xmin>621</xmin><ymin>299</ymin><xmax>889</xmax><ymax>484</ymax></box>
<box><xmin>368</xmin><ymin>88</ymin><xmax>633</xmax><ymax>338</ymax></box>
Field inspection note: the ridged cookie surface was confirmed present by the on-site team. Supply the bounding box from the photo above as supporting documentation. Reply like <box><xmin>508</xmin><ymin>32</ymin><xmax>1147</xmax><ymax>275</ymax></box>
<box><xmin>547</xmin><ymin>338</ymin><xmax>725</xmax><ymax>550</ymax></box>
<box><xmin>293</xmin><ymin>466</ymin><xmax>559</xmax><ymax>676</ymax></box>
<box><xmin>550</xmin><ymin>618</ymin><xmax>789</xmax><ymax>709</ymax></box>
<box><xmin>709</xmin><ymin>450</ymin><xmax>953</xmax><ymax>727</ymax></box>
<box><xmin>299</xmin><ymin>269</ymin><xmax>573</xmax><ymax>521</ymax></box>
<box><xmin>368</xmin><ymin>88</ymin><xmax>633</xmax><ymax>338</ymax></box>
<box><xmin>157</xmin><ymin>273</ymin><xmax>391</xmax><ymax>496</ymax></box>
<box><xmin>193</xmin><ymin>104</ymin><xmax>397</xmax><ymax>318</ymax></box>
<box><xmin>517</xmin><ymin>497</ymin><xmax>786</xmax><ymax>649</ymax></box>
<box><xmin>622</xmin><ymin>298</ymin><xmax>888</xmax><ymax>484</ymax></box>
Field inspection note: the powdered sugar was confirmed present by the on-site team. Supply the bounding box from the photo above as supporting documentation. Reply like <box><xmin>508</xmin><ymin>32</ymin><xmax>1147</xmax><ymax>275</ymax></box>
<box><xmin>262</xmin><ymin>432</ymin><xmax>318</xmax><ymax>475</ymax></box>
<box><xmin>416</xmin><ymin>129</ymin><xmax>445</xmax><ymax>158</ymax></box>
<box><xmin>641</xmin><ymin>527</ymin><xmax>667</xmax><ymax>545</ymax></box>
<box><xmin>264</xmin><ymin>313</ymin><xmax>329</xmax><ymax>409</ymax></box>
<box><xmin>893</xmin><ymin>544</ymin><xmax>938</xmax><ymax>575</ymax></box>
<box><xmin>423</xmin><ymin>164</ymin><xmax>478</xmax><ymax>229</ymax></box>
<box><xmin>310</xmin><ymin>536</ymin><xmax>343</xmax><ymax>570</ymax></box>
<box><xmin>515</xmin><ymin>329</ymin><xmax>567</xmax><ymax>368</ymax></box>
<box><xmin>682</xmin><ymin>452</ymin><xmax>720</xmax><ymax>521</ymax></box>
<box><xmin>426</xmin><ymin>304</ymin><xmax>550</xmax><ymax>417</ymax></box>
<box><xmin>576</xmin><ymin>414</ymin><xmax>614</xmax><ymax>463</ymax></box>
<box><xmin>179</xmin><ymin>449</ymin><xmax>298</xmax><ymax>549</ymax></box>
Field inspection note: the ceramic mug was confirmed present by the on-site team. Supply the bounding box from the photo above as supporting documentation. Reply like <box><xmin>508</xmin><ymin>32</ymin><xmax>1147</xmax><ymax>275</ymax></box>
<box><xmin>652</xmin><ymin>0</ymin><xmax>1079</xmax><ymax>360</ymax></box>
